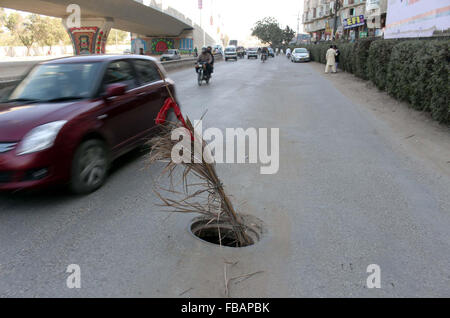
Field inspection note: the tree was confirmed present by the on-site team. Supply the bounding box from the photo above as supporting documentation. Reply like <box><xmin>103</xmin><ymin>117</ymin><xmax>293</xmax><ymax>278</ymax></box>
<box><xmin>0</xmin><ymin>9</ymin><xmax>19</xmax><ymax>46</ymax></box>
<box><xmin>107</xmin><ymin>29</ymin><xmax>130</xmax><ymax>45</ymax></box>
<box><xmin>31</xmin><ymin>15</ymin><xmax>68</xmax><ymax>53</ymax></box>
<box><xmin>282</xmin><ymin>26</ymin><xmax>296</xmax><ymax>47</ymax></box>
<box><xmin>251</xmin><ymin>17</ymin><xmax>284</xmax><ymax>48</ymax></box>
<box><xmin>4</xmin><ymin>12</ymin><xmax>35</xmax><ymax>55</ymax></box>
<box><xmin>0</xmin><ymin>8</ymin><xmax>6</xmax><ymax>33</ymax></box>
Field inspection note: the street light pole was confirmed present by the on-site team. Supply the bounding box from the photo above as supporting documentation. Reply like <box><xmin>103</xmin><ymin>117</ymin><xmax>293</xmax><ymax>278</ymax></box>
<box><xmin>199</xmin><ymin>0</ymin><xmax>206</xmax><ymax>47</ymax></box>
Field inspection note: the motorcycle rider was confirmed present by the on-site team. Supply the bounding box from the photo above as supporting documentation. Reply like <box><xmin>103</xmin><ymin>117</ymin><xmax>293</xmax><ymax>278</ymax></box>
<box><xmin>196</xmin><ymin>47</ymin><xmax>213</xmax><ymax>78</ymax></box>
<box><xmin>286</xmin><ymin>47</ymin><xmax>292</xmax><ymax>59</ymax></box>
<box><xmin>207</xmin><ymin>46</ymin><xmax>215</xmax><ymax>73</ymax></box>
<box><xmin>261</xmin><ymin>47</ymin><xmax>268</xmax><ymax>61</ymax></box>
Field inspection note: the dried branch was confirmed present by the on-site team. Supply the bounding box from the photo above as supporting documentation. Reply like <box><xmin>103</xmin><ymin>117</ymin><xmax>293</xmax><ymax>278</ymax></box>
<box><xmin>148</xmin><ymin>120</ymin><xmax>252</xmax><ymax>247</ymax></box>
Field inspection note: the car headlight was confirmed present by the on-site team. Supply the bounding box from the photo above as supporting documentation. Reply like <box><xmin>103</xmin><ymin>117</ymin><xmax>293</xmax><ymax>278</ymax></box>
<box><xmin>17</xmin><ymin>121</ymin><xmax>67</xmax><ymax>155</ymax></box>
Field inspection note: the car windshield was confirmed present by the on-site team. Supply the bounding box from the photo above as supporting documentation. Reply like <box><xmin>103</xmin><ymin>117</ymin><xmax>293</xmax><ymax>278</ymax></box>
<box><xmin>294</xmin><ymin>48</ymin><xmax>308</xmax><ymax>53</ymax></box>
<box><xmin>225</xmin><ymin>48</ymin><xmax>235</xmax><ymax>52</ymax></box>
<box><xmin>8</xmin><ymin>63</ymin><xmax>102</xmax><ymax>103</ymax></box>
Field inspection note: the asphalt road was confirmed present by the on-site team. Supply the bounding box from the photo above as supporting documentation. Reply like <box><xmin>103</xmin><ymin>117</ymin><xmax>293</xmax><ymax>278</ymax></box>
<box><xmin>0</xmin><ymin>56</ymin><xmax>449</xmax><ymax>297</ymax></box>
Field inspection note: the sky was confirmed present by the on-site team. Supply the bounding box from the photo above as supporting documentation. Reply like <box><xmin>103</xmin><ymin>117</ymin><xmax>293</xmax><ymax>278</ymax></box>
<box><xmin>2</xmin><ymin>0</ymin><xmax>305</xmax><ymax>43</ymax></box>
<box><xmin>148</xmin><ymin>0</ymin><xmax>304</xmax><ymax>41</ymax></box>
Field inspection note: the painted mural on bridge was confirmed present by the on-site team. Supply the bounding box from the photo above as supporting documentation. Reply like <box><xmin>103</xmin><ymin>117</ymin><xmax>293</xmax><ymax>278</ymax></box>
<box><xmin>151</xmin><ymin>38</ymin><xmax>174</xmax><ymax>54</ymax></box>
<box><xmin>67</xmin><ymin>27</ymin><xmax>109</xmax><ymax>55</ymax></box>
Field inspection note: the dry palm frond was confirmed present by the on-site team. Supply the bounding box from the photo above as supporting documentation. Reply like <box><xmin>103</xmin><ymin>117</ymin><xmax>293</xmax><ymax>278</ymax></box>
<box><xmin>148</xmin><ymin>118</ymin><xmax>252</xmax><ymax>247</ymax></box>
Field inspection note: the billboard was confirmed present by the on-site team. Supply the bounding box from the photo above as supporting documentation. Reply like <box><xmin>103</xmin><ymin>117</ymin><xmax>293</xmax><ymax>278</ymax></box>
<box><xmin>385</xmin><ymin>0</ymin><xmax>450</xmax><ymax>39</ymax></box>
<box><xmin>343</xmin><ymin>15</ymin><xmax>366</xmax><ymax>29</ymax></box>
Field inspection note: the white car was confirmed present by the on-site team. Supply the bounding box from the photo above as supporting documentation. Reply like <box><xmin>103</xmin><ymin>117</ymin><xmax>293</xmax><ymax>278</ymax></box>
<box><xmin>224</xmin><ymin>46</ymin><xmax>238</xmax><ymax>61</ymax></box>
<box><xmin>160</xmin><ymin>49</ymin><xmax>181</xmax><ymax>62</ymax></box>
<box><xmin>247</xmin><ymin>48</ymin><xmax>259</xmax><ymax>59</ymax></box>
<box><xmin>291</xmin><ymin>48</ymin><xmax>310</xmax><ymax>63</ymax></box>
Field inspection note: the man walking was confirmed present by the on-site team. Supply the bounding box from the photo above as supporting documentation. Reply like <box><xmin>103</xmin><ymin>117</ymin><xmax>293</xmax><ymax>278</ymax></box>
<box><xmin>325</xmin><ymin>45</ymin><xmax>337</xmax><ymax>73</ymax></box>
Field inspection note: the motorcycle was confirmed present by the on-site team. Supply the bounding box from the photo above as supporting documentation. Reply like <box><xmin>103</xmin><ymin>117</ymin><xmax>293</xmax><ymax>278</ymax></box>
<box><xmin>196</xmin><ymin>62</ymin><xmax>211</xmax><ymax>86</ymax></box>
<box><xmin>287</xmin><ymin>52</ymin><xmax>291</xmax><ymax>59</ymax></box>
<box><xmin>261</xmin><ymin>53</ymin><xmax>268</xmax><ymax>63</ymax></box>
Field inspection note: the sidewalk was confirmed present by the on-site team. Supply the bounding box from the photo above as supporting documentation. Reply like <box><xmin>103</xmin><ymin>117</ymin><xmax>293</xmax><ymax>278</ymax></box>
<box><xmin>308</xmin><ymin>61</ymin><xmax>450</xmax><ymax>177</ymax></box>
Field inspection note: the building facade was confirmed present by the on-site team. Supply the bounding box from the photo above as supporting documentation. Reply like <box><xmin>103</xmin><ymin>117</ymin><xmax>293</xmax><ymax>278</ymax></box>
<box><xmin>303</xmin><ymin>0</ymin><xmax>387</xmax><ymax>41</ymax></box>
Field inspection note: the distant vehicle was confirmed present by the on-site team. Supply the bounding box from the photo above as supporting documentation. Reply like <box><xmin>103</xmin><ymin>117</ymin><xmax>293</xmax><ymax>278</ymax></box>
<box><xmin>229</xmin><ymin>40</ymin><xmax>238</xmax><ymax>47</ymax></box>
<box><xmin>247</xmin><ymin>48</ymin><xmax>258</xmax><ymax>59</ymax></box>
<box><xmin>224</xmin><ymin>46</ymin><xmax>238</xmax><ymax>61</ymax></box>
<box><xmin>213</xmin><ymin>45</ymin><xmax>223</xmax><ymax>56</ymax></box>
<box><xmin>291</xmin><ymin>48</ymin><xmax>310</xmax><ymax>63</ymax></box>
<box><xmin>196</xmin><ymin>62</ymin><xmax>211</xmax><ymax>86</ymax></box>
<box><xmin>268</xmin><ymin>48</ymin><xmax>275</xmax><ymax>57</ymax></box>
<box><xmin>123</xmin><ymin>49</ymin><xmax>132</xmax><ymax>54</ymax></box>
<box><xmin>261</xmin><ymin>51</ymin><xmax>268</xmax><ymax>63</ymax></box>
<box><xmin>160</xmin><ymin>49</ymin><xmax>181</xmax><ymax>61</ymax></box>
<box><xmin>0</xmin><ymin>55</ymin><xmax>178</xmax><ymax>194</ymax></box>
<box><xmin>237</xmin><ymin>46</ymin><xmax>245</xmax><ymax>58</ymax></box>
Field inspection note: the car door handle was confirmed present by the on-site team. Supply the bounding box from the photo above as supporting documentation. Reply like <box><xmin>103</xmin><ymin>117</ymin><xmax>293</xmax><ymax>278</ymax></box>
<box><xmin>97</xmin><ymin>114</ymin><xmax>108</xmax><ymax>120</ymax></box>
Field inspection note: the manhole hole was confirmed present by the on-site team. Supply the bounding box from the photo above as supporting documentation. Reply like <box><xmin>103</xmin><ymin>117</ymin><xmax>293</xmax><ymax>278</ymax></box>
<box><xmin>190</xmin><ymin>215</ymin><xmax>264</xmax><ymax>248</ymax></box>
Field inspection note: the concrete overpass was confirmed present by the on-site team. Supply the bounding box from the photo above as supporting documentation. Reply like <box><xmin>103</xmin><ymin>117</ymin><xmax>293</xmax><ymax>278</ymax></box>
<box><xmin>0</xmin><ymin>0</ymin><xmax>203</xmax><ymax>55</ymax></box>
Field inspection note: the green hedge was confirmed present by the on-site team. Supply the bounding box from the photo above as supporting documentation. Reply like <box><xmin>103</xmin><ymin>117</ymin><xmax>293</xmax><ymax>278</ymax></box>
<box><xmin>300</xmin><ymin>39</ymin><xmax>449</xmax><ymax>123</ymax></box>
<box><xmin>353</xmin><ymin>39</ymin><xmax>375</xmax><ymax>79</ymax></box>
<box><xmin>367</xmin><ymin>40</ymin><xmax>397</xmax><ymax>90</ymax></box>
<box><xmin>386</xmin><ymin>40</ymin><xmax>449</xmax><ymax>121</ymax></box>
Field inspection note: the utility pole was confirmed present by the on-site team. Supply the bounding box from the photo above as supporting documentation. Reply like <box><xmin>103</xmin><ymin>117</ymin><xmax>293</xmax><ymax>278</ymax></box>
<box><xmin>332</xmin><ymin>0</ymin><xmax>342</xmax><ymax>40</ymax></box>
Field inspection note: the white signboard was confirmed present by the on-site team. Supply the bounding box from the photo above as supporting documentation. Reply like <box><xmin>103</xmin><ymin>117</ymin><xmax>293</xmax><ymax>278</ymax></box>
<box><xmin>385</xmin><ymin>0</ymin><xmax>450</xmax><ymax>38</ymax></box>
<box><xmin>366</xmin><ymin>0</ymin><xmax>380</xmax><ymax>11</ymax></box>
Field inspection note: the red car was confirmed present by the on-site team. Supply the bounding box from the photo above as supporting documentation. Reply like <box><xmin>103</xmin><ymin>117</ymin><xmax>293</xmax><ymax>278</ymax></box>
<box><xmin>0</xmin><ymin>55</ymin><xmax>178</xmax><ymax>194</ymax></box>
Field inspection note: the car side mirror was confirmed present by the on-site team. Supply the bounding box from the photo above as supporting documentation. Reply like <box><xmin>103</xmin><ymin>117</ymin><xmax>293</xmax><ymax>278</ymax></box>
<box><xmin>105</xmin><ymin>83</ymin><xmax>127</xmax><ymax>98</ymax></box>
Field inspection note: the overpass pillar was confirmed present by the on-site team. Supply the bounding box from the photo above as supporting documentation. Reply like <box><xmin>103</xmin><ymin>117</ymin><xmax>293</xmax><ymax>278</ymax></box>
<box><xmin>62</xmin><ymin>17</ymin><xmax>114</xmax><ymax>55</ymax></box>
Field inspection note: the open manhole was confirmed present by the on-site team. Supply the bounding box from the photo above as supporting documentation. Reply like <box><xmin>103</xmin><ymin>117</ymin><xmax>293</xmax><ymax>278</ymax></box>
<box><xmin>190</xmin><ymin>215</ymin><xmax>264</xmax><ymax>248</ymax></box>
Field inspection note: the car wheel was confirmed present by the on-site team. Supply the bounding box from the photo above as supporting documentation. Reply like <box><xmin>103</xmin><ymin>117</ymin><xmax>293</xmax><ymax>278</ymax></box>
<box><xmin>70</xmin><ymin>139</ymin><xmax>109</xmax><ymax>194</ymax></box>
